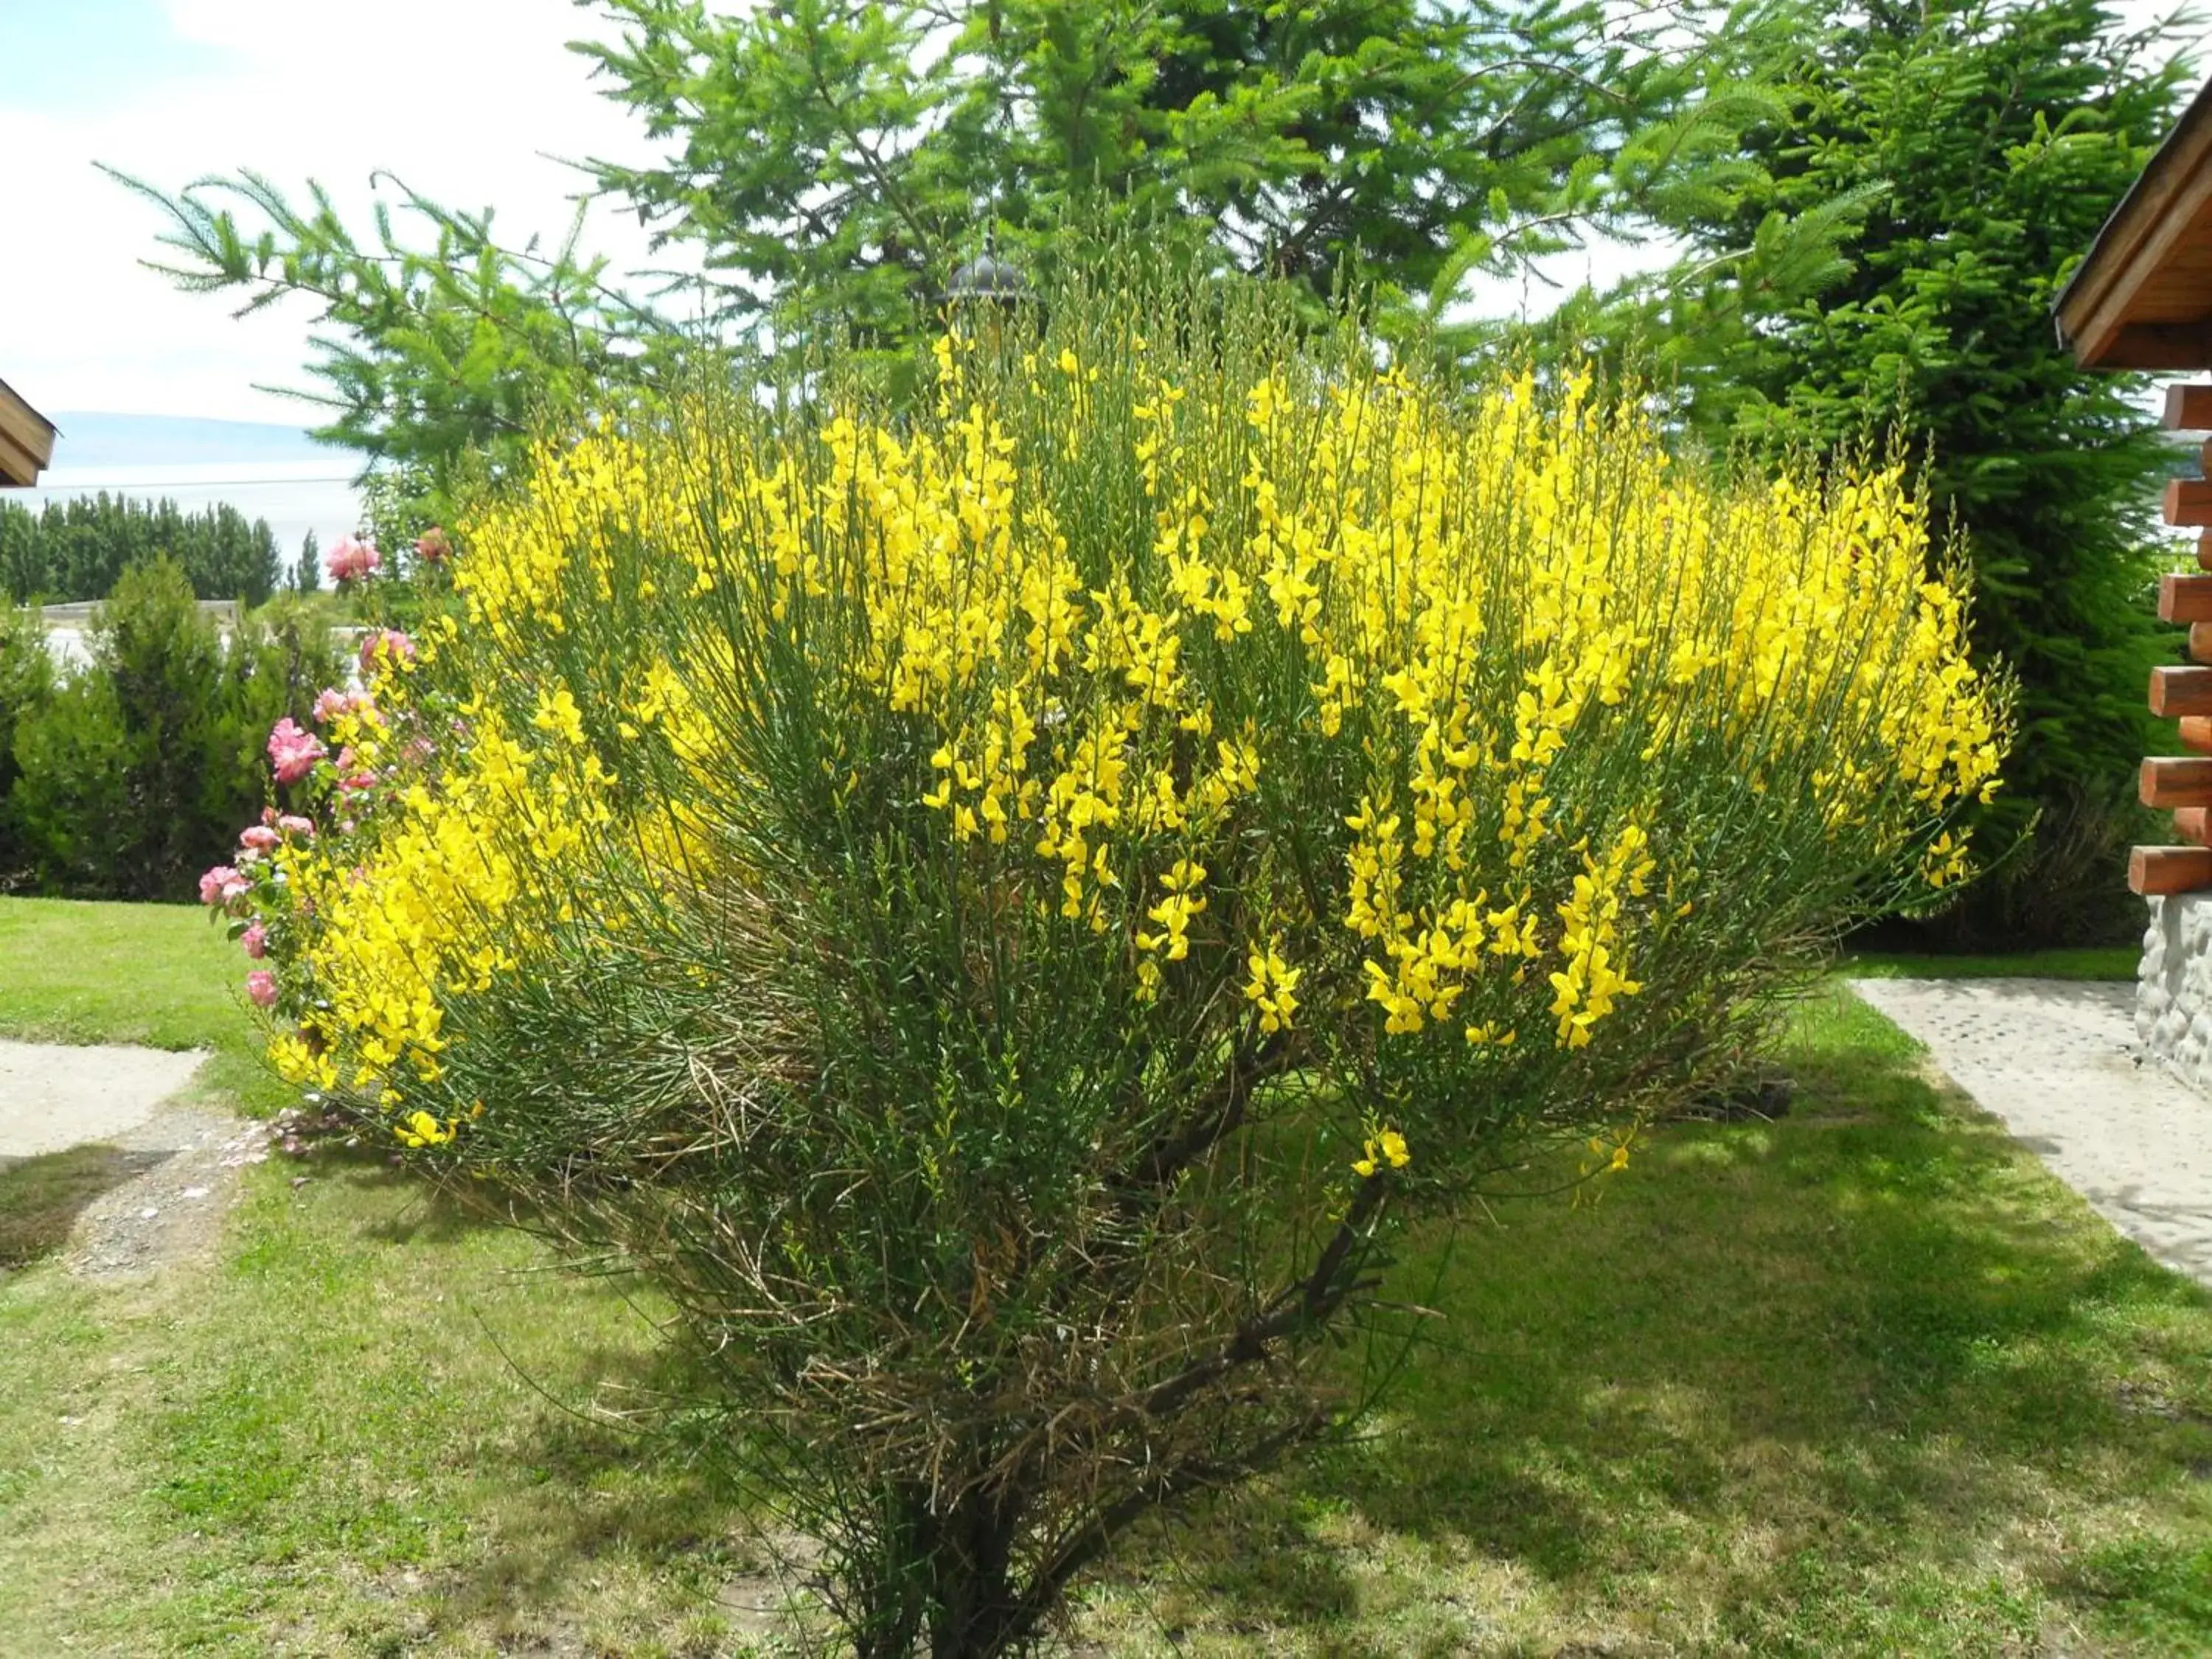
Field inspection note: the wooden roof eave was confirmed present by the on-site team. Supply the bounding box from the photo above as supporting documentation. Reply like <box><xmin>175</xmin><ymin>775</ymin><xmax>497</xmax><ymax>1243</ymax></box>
<box><xmin>0</xmin><ymin>377</ymin><xmax>56</xmax><ymax>488</ymax></box>
<box><xmin>2056</xmin><ymin>76</ymin><xmax>2212</xmax><ymax>372</ymax></box>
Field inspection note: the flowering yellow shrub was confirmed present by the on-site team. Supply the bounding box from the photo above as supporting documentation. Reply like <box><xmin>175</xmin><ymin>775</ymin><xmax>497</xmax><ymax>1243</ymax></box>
<box><xmin>253</xmin><ymin>351</ymin><xmax>1995</xmax><ymax>1127</ymax></box>
<box><xmin>218</xmin><ymin>273</ymin><xmax>2001</xmax><ymax>1652</ymax></box>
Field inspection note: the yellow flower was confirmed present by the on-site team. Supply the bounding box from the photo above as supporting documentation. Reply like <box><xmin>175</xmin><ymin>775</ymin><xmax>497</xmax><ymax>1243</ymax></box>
<box><xmin>397</xmin><ymin>1110</ymin><xmax>456</xmax><ymax>1148</ymax></box>
<box><xmin>1352</xmin><ymin>1124</ymin><xmax>1411</xmax><ymax>1178</ymax></box>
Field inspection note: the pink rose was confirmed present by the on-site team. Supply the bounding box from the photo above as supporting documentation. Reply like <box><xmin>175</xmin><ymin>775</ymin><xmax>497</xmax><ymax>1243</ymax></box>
<box><xmin>339</xmin><ymin>771</ymin><xmax>378</xmax><ymax>795</ymax></box>
<box><xmin>239</xmin><ymin>825</ymin><xmax>280</xmax><ymax>853</ymax></box>
<box><xmin>268</xmin><ymin>718</ymin><xmax>327</xmax><ymax>785</ymax></box>
<box><xmin>414</xmin><ymin>526</ymin><xmax>451</xmax><ymax>564</ymax></box>
<box><xmin>199</xmin><ymin>865</ymin><xmax>247</xmax><ymax>907</ymax></box>
<box><xmin>324</xmin><ymin>535</ymin><xmax>381</xmax><ymax>583</ymax></box>
<box><xmin>276</xmin><ymin>814</ymin><xmax>316</xmax><ymax>838</ymax></box>
<box><xmin>246</xmin><ymin>970</ymin><xmax>279</xmax><ymax>1009</ymax></box>
<box><xmin>311</xmin><ymin>687</ymin><xmax>355</xmax><ymax>725</ymax></box>
<box><xmin>358</xmin><ymin>629</ymin><xmax>415</xmax><ymax>674</ymax></box>
<box><xmin>241</xmin><ymin>922</ymin><xmax>268</xmax><ymax>959</ymax></box>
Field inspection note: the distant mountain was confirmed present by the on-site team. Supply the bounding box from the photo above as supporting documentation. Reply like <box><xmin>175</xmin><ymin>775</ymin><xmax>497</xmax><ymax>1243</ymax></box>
<box><xmin>45</xmin><ymin>414</ymin><xmax>340</xmax><ymax>471</ymax></box>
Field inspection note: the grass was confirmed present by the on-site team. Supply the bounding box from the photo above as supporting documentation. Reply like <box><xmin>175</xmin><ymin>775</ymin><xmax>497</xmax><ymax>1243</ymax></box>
<box><xmin>0</xmin><ymin>895</ymin><xmax>288</xmax><ymax>1109</ymax></box>
<box><xmin>2</xmin><ymin>896</ymin><xmax>2208</xmax><ymax>1655</ymax></box>
<box><xmin>1077</xmin><ymin>987</ymin><xmax>2212</xmax><ymax>1655</ymax></box>
<box><xmin>1844</xmin><ymin>945</ymin><xmax>2138</xmax><ymax>982</ymax></box>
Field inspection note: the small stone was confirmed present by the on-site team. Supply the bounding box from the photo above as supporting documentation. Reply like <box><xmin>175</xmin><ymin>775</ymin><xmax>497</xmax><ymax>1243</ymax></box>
<box><xmin>180</xmin><ymin>1186</ymin><xmax>209</xmax><ymax>1200</ymax></box>
<box><xmin>138</xmin><ymin>1207</ymin><xmax>158</xmax><ymax>1220</ymax></box>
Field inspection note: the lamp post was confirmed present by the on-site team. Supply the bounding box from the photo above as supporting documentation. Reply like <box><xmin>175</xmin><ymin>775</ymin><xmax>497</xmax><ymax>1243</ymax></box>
<box><xmin>942</xmin><ymin>242</ymin><xmax>1030</xmax><ymax>355</ymax></box>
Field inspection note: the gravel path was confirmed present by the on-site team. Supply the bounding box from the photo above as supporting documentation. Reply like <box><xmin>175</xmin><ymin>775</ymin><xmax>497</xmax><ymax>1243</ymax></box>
<box><xmin>1849</xmin><ymin>978</ymin><xmax>2212</xmax><ymax>1289</ymax></box>
<box><xmin>61</xmin><ymin>1101</ymin><xmax>268</xmax><ymax>1279</ymax></box>
<box><xmin>0</xmin><ymin>1039</ymin><xmax>265</xmax><ymax>1279</ymax></box>
<box><xmin>0</xmin><ymin>1040</ymin><xmax>207</xmax><ymax>1158</ymax></box>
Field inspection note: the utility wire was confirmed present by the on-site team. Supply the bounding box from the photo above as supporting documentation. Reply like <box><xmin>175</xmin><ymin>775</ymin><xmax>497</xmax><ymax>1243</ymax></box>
<box><xmin>25</xmin><ymin>474</ymin><xmax>357</xmax><ymax>489</ymax></box>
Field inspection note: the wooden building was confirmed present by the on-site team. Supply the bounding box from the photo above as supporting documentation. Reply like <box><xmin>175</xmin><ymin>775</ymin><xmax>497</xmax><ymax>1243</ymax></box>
<box><xmin>0</xmin><ymin>377</ymin><xmax>55</xmax><ymax>489</ymax></box>
<box><xmin>2056</xmin><ymin>76</ymin><xmax>2212</xmax><ymax>899</ymax></box>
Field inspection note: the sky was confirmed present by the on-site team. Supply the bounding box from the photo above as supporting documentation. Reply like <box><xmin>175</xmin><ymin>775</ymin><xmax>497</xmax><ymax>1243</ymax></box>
<box><xmin>0</xmin><ymin>0</ymin><xmax>684</xmax><ymax>429</ymax></box>
<box><xmin>1</xmin><ymin>0</ymin><xmax>2208</xmax><ymax>445</ymax></box>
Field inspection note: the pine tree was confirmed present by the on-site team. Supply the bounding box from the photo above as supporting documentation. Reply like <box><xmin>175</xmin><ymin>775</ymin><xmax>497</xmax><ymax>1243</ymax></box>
<box><xmin>295</xmin><ymin>529</ymin><xmax>320</xmax><ymax>594</ymax></box>
<box><xmin>1616</xmin><ymin>0</ymin><xmax>2190</xmax><ymax>944</ymax></box>
<box><xmin>111</xmin><ymin>0</ymin><xmax>1795</xmax><ymax>489</ymax></box>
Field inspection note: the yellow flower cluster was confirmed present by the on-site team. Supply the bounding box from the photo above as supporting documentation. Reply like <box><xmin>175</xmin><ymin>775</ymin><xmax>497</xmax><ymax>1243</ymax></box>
<box><xmin>268</xmin><ymin>653</ymin><xmax>618</xmax><ymax>1111</ymax></box>
<box><xmin>1352</xmin><ymin>1127</ymin><xmax>1412</xmax><ymax>1178</ymax></box>
<box><xmin>259</xmin><ymin>328</ymin><xmax>2003</xmax><ymax>1150</ymax></box>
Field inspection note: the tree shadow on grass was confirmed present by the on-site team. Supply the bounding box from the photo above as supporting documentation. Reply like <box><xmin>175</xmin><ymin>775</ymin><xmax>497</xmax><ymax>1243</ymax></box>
<box><xmin>413</xmin><ymin>1338</ymin><xmax>793</xmax><ymax>1646</ymax></box>
<box><xmin>1108</xmin><ymin>995</ymin><xmax>2212</xmax><ymax>1650</ymax></box>
<box><xmin>286</xmin><ymin>1143</ymin><xmax>534</xmax><ymax>1249</ymax></box>
<box><xmin>0</xmin><ymin>1143</ymin><xmax>168</xmax><ymax>1269</ymax></box>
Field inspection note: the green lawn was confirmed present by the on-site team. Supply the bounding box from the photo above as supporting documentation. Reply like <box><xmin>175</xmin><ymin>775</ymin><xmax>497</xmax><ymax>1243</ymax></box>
<box><xmin>1844</xmin><ymin>945</ymin><xmax>2138</xmax><ymax>982</ymax></box>
<box><xmin>2</xmin><ymin>899</ymin><xmax>2208</xmax><ymax>1655</ymax></box>
<box><xmin>0</xmin><ymin>895</ymin><xmax>288</xmax><ymax>1110</ymax></box>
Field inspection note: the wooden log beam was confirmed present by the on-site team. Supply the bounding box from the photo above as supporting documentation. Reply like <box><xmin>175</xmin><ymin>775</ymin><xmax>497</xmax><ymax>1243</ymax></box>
<box><xmin>2166</xmin><ymin>384</ymin><xmax>2212</xmax><ymax>430</ymax></box>
<box><xmin>2192</xmin><ymin>623</ymin><xmax>2212</xmax><ymax>664</ymax></box>
<box><xmin>2165</xmin><ymin>479</ymin><xmax>2212</xmax><ymax>526</ymax></box>
<box><xmin>2163</xmin><ymin>572</ymin><xmax>2212</xmax><ymax>622</ymax></box>
<box><xmin>2180</xmin><ymin>808</ymin><xmax>2212</xmax><ymax>846</ymax></box>
<box><xmin>2182</xmin><ymin>716</ymin><xmax>2212</xmax><ymax>753</ymax></box>
<box><xmin>2197</xmin><ymin>529</ymin><xmax>2212</xmax><ymax>571</ymax></box>
<box><xmin>2130</xmin><ymin>845</ymin><xmax>2212</xmax><ymax>895</ymax></box>
<box><xmin>2151</xmin><ymin>664</ymin><xmax>2212</xmax><ymax>716</ymax></box>
<box><xmin>2141</xmin><ymin>757</ymin><xmax>2212</xmax><ymax>807</ymax></box>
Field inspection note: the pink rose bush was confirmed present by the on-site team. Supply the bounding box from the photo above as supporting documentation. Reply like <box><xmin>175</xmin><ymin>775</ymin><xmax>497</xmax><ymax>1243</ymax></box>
<box><xmin>268</xmin><ymin>719</ymin><xmax>326</xmax><ymax>785</ymax></box>
<box><xmin>198</xmin><ymin>865</ymin><xmax>249</xmax><ymax>908</ymax></box>
<box><xmin>324</xmin><ymin>535</ymin><xmax>381</xmax><ymax>583</ymax></box>
<box><xmin>202</xmin><ymin>609</ymin><xmax>440</xmax><ymax>1055</ymax></box>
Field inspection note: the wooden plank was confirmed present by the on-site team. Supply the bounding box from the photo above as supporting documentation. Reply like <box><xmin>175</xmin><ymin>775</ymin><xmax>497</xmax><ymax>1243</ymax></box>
<box><xmin>2180</xmin><ymin>807</ymin><xmax>2212</xmax><ymax>846</ymax></box>
<box><xmin>2162</xmin><ymin>572</ymin><xmax>2212</xmax><ymax>622</ymax></box>
<box><xmin>2129</xmin><ymin>844</ymin><xmax>2212</xmax><ymax>895</ymax></box>
<box><xmin>2197</xmin><ymin>529</ymin><xmax>2212</xmax><ymax>570</ymax></box>
<box><xmin>2180</xmin><ymin>716</ymin><xmax>2212</xmax><ymax>752</ymax></box>
<box><xmin>2141</xmin><ymin>757</ymin><xmax>2212</xmax><ymax>807</ymax></box>
<box><xmin>2166</xmin><ymin>478</ymin><xmax>2212</xmax><ymax>525</ymax></box>
<box><xmin>2151</xmin><ymin>664</ymin><xmax>2212</xmax><ymax>715</ymax></box>
<box><xmin>2192</xmin><ymin>622</ymin><xmax>2212</xmax><ymax>664</ymax></box>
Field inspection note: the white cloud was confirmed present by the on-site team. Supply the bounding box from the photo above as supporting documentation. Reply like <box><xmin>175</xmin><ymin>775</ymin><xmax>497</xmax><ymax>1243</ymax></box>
<box><xmin>0</xmin><ymin>1</ymin><xmax>685</xmax><ymax>425</ymax></box>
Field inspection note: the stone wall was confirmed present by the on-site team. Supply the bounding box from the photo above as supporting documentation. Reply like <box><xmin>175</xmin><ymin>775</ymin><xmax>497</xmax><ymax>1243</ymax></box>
<box><xmin>2139</xmin><ymin>892</ymin><xmax>2212</xmax><ymax>1092</ymax></box>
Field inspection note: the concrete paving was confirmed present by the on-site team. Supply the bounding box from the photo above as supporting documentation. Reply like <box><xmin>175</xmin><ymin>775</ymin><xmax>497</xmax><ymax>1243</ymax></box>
<box><xmin>1849</xmin><ymin>978</ymin><xmax>2212</xmax><ymax>1290</ymax></box>
<box><xmin>0</xmin><ymin>1039</ymin><xmax>207</xmax><ymax>1160</ymax></box>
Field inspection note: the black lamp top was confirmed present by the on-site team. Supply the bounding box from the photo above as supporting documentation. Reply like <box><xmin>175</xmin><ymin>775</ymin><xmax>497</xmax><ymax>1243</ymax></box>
<box><xmin>944</xmin><ymin>248</ymin><xmax>1029</xmax><ymax>305</ymax></box>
